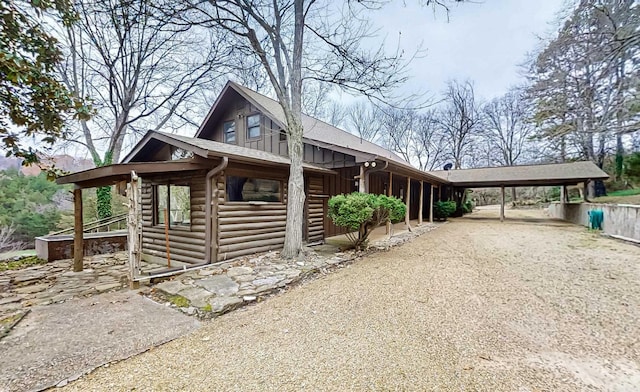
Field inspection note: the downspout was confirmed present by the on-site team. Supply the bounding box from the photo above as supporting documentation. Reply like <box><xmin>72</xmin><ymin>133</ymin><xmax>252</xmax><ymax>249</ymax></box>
<box><xmin>205</xmin><ymin>157</ymin><xmax>228</xmax><ymax>263</ymax></box>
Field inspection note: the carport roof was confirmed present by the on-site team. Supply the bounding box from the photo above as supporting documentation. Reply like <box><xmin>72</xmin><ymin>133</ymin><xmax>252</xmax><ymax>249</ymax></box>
<box><xmin>428</xmin><ymin>161</ymin><xmax>609</xmax><ymax>188</ymax></box>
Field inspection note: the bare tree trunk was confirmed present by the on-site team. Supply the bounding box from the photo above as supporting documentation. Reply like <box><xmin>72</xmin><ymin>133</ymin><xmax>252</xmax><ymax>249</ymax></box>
<box><xmin>511</xmin><ymin>187</ymin><xmax>517</xmax><ymax>204</ymax></box>
<box><xmin>281</xmin><ymin>0</ymin><xmax>305</xmax><ymax>259</ymax></box>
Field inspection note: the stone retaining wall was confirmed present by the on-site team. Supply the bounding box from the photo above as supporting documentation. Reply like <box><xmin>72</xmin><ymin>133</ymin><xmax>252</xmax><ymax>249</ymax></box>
<box><xmin>548</xmin><ymin>202</ymin><xmax>640</xmax><ymax>242</ymax></box>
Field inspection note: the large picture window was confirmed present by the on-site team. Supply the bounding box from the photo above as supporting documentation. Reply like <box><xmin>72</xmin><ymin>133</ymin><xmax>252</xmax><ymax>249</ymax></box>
<box><xmin>226</xmin><ymin>176</ymin><xmax>281</xmax><ymax>202</ymax></box>
<box><xmin>223</xmin><ymin>120</ymin><xmax>236</xmax><ymax>143</ymax></box>
<box><xmin>155</xmin><ymin>184</ymin><xmax>191</xmax><ymax>227</ymax></box>
<box><xmin>246</xmin><ymin>114</ymin><xmax>261</xmax><ymax>139</ymax></box>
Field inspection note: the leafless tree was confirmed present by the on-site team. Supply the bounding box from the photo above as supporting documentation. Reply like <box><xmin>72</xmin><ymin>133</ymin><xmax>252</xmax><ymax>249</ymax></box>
<box><xmin>163</xmin><ymin>0</ymin><xmax>449</xmax><ymax>257</ymax></box>
<box><xmin>381</xmin><ymin>107</ymin><xmax>416</xmax><ymax>163</ymax></box>
<box><xmin>437</xmin><ymin>80</ymin><xmax>480</xmax><ymax>169</ymax></box>
<box><xmin>58</xmin><ymin>0</ymin><xmax>228</xmax><ymax>166</ymax></box>
<box><xmin>482</xmin><ymin>89</ymin><xmax>536</xmax><ymax>200</ymax></box>
<box><xmin>347</xmin><ymin>101</ymin><xmax>384</xmax><ymax>143</ymax></box>
<box><xmin>412</xmin><ymin>110</ymin><xmax>447</xmax><ymax>170</ymax></box>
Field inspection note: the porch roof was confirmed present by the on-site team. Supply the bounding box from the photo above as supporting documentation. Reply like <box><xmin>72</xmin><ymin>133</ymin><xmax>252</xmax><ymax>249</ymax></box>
<box><xmin>427</xmin><ymin>161</ymin><xmax>609</xmax><ymax>188</ymax></box>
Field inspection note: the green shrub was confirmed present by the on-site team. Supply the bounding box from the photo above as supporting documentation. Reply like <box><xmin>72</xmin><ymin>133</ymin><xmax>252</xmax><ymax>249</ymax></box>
<box><xmin>462</xmin><ymin>200</ymin><xmax>474</xmax><ymax>214</ymax></box>
<box><xmin>328</xmin><ymin>192</ymin><xmax>406</xmax><ymax>250</ymax></box>
<box><xmin>433</xmin><ymin>201</ymin><xmax>456</xmax><ymax>220</ymax></box>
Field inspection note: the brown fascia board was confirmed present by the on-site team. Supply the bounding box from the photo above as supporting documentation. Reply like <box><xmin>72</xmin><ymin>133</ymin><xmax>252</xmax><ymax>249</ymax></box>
<box><xmin>453</xmin><ymin>177</ymin><xmax>608</xmax><ymax>188</ymax></box>
<box><xmin>56</xmin><ymin>160</ymin><xmax>211</xmax><ymax>186</ymax></box>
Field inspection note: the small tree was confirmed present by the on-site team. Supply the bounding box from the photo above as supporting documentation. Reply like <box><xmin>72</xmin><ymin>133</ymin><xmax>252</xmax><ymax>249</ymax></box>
<box><xmin>328</xmin><ymin>193</ymin><xmax>406</xmax><ymax>250</ymax></box>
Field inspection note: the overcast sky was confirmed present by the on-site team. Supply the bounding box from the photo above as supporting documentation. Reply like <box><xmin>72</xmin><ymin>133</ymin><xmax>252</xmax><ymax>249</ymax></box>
<box><xmin>367</xmin><ymin>0</ymin><xmax>565</xmax><ymax>101</ymax></box>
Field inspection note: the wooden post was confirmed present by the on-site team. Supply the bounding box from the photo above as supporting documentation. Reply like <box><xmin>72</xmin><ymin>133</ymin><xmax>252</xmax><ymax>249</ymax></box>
<box><xmin>429</xmin><ymin>184</ymin><xmax>434</xmax><ymax>223</ymax></box>
<box><xmin>500</xmin><ymin>185</ymin><xmax>505</xmax><ymax>222</ymax></box>
<box><xmin>418</xmin><ymin>180</ymin><xmax>424</xmax><ymax>225</ymax></box>
<box><xmin>164</xmin><ymin>208</ymin><xmax>171</xmax><ymax>268</ymax></box>
<box><xmin>583</xmin><ymin>181</ymin><xmax>590</xmax><ymax>202</ymax></box>
<box><xmin>358</xmin><ymin>165</ymin><xmax>366</xmax><ymax>193</ymax></box>
<box><xmin>73</xmin><ymin>187</ymin><xmax>83</xmax><ymax>272</ymax></box>
<box><xmin>405</xmin><ymin>176</ymin><xmax>412</xmax><ymax>231</ymax></box>
<box><xmin>386</xmin><ymin>172</ymin><xmax>393</xmax><ymax>235</ymax></box>
<box><xmin>127</xmin><ymin>171</ymin><xmax>141</xmax><ymax>289</ymax></box>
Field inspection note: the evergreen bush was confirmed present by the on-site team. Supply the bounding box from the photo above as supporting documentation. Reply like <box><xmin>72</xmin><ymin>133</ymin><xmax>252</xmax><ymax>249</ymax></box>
<box><xmin>433</xmin><ymin>200</ymin><xmax>457</xmax><ymax>221</ymax></box>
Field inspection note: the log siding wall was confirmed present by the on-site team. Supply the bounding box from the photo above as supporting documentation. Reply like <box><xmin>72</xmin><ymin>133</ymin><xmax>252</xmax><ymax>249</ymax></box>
<box><xmin>216</xmin><ymin>166</ymin><xmax>289</xmax><ymax>261</ymax></box>
<box><xmin>140</xmin><ymin>171</ymin><xmax>207</xmax><ymax>266</ymax></box>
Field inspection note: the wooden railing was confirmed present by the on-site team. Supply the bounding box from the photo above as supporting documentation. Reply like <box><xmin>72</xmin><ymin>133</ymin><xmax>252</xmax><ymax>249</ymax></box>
<box><xmin>48</xmin><ymin>213</ymin><xmax>128</xmax><ymax>236</ymax></box>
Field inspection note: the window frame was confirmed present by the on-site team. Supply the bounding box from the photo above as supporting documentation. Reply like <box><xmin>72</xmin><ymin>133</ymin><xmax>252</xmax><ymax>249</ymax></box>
<box><xmin>153</xmin><ymin>182</ymin><xmax>192</xmax><ymax>230</ymax></box>
<box><xmin>246</xmin><ymin>113</ymin><xmax>261</xmax><ymax>140</ymax></box>
<box><xmin>225</xmin><ymin>175</ymin><xmax>284</xmax><ymax>204</ymax></box>
<box><xmin>223</xmin><ymin>120</ymin><xmax>236</xmax><ymax>144</ymax></box>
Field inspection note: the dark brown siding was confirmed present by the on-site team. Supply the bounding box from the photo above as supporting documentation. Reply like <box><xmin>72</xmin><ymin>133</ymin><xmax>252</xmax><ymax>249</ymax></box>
<box><xmin>324</xmin><ymin>166</ymin><xmax>359</xmax><ymax>237</ymax></box>
<box><xmin>140</xmin><ymin>171</ymin><xmax>207</xmax><ymax>266</ymax></box>
<box><xmin>306</xmin><ymin>176</ymin><xmax>325</xmax><ymax>243</ymax></box>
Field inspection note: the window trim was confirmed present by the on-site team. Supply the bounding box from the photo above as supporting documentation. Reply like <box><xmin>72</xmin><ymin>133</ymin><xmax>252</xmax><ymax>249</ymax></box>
<box><xmin>246</xmin><ymin>113</ymin><xmax>261</xmax><ymax>140</ymax></box>
<box><xmin>223</xmin><ymin>119</ymin><xmax>236</xmax><ymax>144</ymax></box>
<box><xmin>153</xmin><ymin>182</ymin><xmax>192</xmax><ymax>230</ymax></box>
<box><xmin>224</xmin><ymin>175</ymin><xmax>284</xmax><ymax>204</ymax></box>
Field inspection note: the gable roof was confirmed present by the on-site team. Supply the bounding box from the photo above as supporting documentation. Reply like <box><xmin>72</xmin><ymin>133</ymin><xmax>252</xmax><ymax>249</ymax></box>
<box><xmin>122</xmin><ymin>131</ymin><xmax>334</xmax><ymax>174</ymax></box>
<box><xmin>195</xmin><ymin>81</ymin><xmax>407</xmax><ymax>165</ymax></box>
<box><xmin>427</xmin><ymin>161</ymin><xmax>609</xmax><ymax>187</ymax></box>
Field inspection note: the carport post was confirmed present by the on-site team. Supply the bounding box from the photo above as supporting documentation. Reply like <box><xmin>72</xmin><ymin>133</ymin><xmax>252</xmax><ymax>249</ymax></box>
<box><xmin>418</xmin><ymin>180</ymin><xmax>423</xmax><ymax>225</ymax></box>
<box><xmin>73</xmin><ymin>187</ymin><xmax>83</xmax><ymax>272</ymax></box>
<box><xmin>405</xmin><ymin>176</ymin><xmax>412</xmax><ymax>231</ymax></box>
<box><xmin>500</xmin><ymin>185</ymin><xmax>505</xmax><ymax>223</ymax></box>
<box><xmin>429</xmin><ymin>184</ymin><xmax>434</xmax><ymax>223</ymax></box>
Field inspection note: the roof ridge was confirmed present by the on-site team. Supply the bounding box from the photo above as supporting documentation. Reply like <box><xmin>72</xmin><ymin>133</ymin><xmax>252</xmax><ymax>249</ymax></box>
<box><xmin>428</xmin><ymin>161</ymin><xmax>591</xmax><ymax>173</ymax></box>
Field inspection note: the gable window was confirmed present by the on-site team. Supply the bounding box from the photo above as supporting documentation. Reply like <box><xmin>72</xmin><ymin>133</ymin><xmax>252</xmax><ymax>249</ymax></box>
<box><xmin>155</xmin><ymin>184</ymin><xmax>191</xmax><ymax>227</ymax></box>
<box><xmin>226</xmin><ymin>176</ymin><xmax>282</xmax><ymax>202</ymax></box>
<box><xmin>223</xmin><ymin>120</ymin><xmax>236</xmax><ymax>143</ymax></box>
<box><xmin>246</xmin><ymin>114</ymin><xmax>261</xmax><ymax>139</ymax></box>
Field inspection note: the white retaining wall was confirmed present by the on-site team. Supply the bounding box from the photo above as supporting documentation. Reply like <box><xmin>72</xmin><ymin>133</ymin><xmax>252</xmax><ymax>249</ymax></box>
<box><xmin>548</xmin><ymin>202</ymin><xmax>640</xmax><ymax>242</ymax></box>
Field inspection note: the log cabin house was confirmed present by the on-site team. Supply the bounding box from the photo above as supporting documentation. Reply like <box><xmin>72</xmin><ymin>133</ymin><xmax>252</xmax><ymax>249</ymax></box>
<box><xmin>57</xmin><ymin>81</ymin><xmax>448</xmax><ymax>280</ymax></box>
<box><xmin>56</xmin><ymin>81</ymin><xmax>608</xmax><ymax>282</ymax></box>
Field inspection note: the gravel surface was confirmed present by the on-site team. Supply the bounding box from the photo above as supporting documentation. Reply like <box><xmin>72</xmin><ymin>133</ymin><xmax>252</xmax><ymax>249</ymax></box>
<box><xmin>61</xmin><ymin>207</ymin><xmax>640</xmax><ymax>391</ymax></box>
<box><xmin>0</xmin><ymin>291</ymin><xmax>200</xmax><ymax>392</ymax></box>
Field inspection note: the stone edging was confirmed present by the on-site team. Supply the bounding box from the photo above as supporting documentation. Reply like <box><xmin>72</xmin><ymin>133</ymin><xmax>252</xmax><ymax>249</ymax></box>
<box><xmin>149</xmin><ymin>222</ymin><xmax>444</xmax><ymax>319</ymax></box>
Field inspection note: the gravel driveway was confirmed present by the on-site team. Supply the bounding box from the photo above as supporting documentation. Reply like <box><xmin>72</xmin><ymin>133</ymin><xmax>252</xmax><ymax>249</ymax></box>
<box><xmin>61</xmin><ymin>207</ymin><xmax>640</xmax><ymax>391</ymax></box>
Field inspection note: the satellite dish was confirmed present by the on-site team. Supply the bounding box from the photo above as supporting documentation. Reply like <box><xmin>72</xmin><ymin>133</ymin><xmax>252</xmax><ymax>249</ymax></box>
<box><xmin>443</xmin><ymin>163</ymin><xmax>453</xmax><ymax>171</ymax></box>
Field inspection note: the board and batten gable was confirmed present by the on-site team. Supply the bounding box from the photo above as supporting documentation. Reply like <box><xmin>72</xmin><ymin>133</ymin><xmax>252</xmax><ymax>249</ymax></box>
<box><xmin>196</xmin><ymin>90</ymin><xmax>359</xmax><ymax>169</ymax></box>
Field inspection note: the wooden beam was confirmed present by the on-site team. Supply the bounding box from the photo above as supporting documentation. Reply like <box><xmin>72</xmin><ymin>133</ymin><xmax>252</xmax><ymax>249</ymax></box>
<box><xmin>405</xmin><ymin>176</ymin><xmax>412</xmax><ymax>231</ymax></box>
<box><xmin>500</xmin><ymin>185</ymin><xmax>505</xmax><ymax>223</ymax></box>
<box><xmin>418</xmin><ymin>180</ymin><xmax>424</xmax><ymax>225</ymax></box>
<box><xmin>73</xmin><ymin>188</ymin><xmax>83</xmax><ymax>272</ymax></box>
<box><xmin>429</xmin><ymin>183</ymin><xmax>434</xmax><ymax>223</ymax></box>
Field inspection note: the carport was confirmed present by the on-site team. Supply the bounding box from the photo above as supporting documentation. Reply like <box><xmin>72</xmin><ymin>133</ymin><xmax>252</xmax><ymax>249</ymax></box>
<box><xmin>428</xmin><ymin>161</ymin><xmax>609</xmax><ymax>221</ymax></box>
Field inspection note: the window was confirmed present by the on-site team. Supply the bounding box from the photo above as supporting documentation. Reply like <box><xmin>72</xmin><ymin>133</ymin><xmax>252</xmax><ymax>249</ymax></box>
<box><xmin>223</xmin><ymin>120</ymin><xmax>236</xmax><ymax>143</ymax></box>
<box><xmin>226</xmin><ymin>176</ymin><xmax>281</xmax><ymax>202</ymax></box>
<box><xmin>279</xmin><ymin>129</ymin><xmax>287</xmax><ymax>141</ymax></box>
<box><xmin>246</xmin><ymin>114</ymin><xmax>261</xmax><ymax>139</ymax></box>
<box><xmin>155</xmin><ymin>184</ymin><xmax>191</xmax><ymax>227</ymax></box>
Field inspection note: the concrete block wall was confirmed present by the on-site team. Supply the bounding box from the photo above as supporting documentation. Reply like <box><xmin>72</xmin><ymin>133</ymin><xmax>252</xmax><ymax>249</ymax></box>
<box><xmin>548</xmin><ymin>202</ymin><xmax>640</xmax><ymax>242</ymax></box>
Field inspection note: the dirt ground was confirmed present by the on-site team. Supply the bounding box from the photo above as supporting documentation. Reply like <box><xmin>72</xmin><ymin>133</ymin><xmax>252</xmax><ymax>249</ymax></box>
<box><xmin>56</xmin><ymin>206</ymin><xmax>640</xmax><ymax>391</ymax></box>
<box><xmin>0</xmin><ymin>291</ymin><xmax>200</xmax><ymax>392</ymax></box>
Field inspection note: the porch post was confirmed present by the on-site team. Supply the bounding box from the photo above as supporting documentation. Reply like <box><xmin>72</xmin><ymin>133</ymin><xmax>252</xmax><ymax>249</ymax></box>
<box><xmin>405</xmin><ymin>176</ymin><xmax>412</xmax><ymax>231</ymax></box>
<box><xmin>358</xmin><ymin>165</ymin><xmax>366</xmax><ymax>193</ymax></box>
<box><xmin>418</xmin><ymin>180</ymin><xmax>424</xmax><ymax>225</ymax></box>
<box><xmin>73</xmin><ymin>187</ymin><xmax>83</xmax><ymax>272</ymax></box>
<box><xmin>429</xmin><ymin>184</ymin><xmax>434</xmax><ymax>223</ymax></box>
<box><xmin>386</xmin><ymin>172</ymin><xmax>393</xmax><ymax>235</ymax></box>
<box><xmin>127</xmin><ymin>171</ymin><xmax>142</xmax><ymax>289</ymax></box>
<box><xmin>500</xmin><ymin>185</ymin><xmax>505</xmax><ymax>223</ymax></box>
<box><xmin>583</xmin><ymin>181</ymin><xmax>590</xmax><ymax>202</ymax></box>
